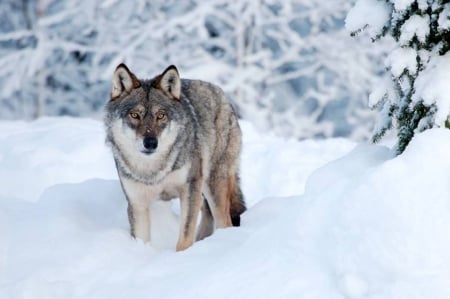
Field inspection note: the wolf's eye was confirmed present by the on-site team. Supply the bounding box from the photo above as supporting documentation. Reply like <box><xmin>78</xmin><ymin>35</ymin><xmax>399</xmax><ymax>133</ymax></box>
<box><xmin>156</xmin><ymin>112</ymin><xmax>166</xmax><ymax>120</ymax></box>
<box><xmin>130</xmin><ymin>112</ymin><xmax>139</xmax><ymax>119</ymax></box>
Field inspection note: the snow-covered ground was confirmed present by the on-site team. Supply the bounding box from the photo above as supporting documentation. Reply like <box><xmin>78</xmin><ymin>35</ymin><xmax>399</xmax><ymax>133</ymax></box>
<box><xmin>1</xmin><ymin>117</ymin><xmax>450</xmax><ymax>299</ymax></box>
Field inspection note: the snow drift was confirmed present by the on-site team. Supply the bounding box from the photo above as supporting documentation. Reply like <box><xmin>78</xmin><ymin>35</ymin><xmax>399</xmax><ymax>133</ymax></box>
<box><xmin>1</xmin><ymin>118</ymin><xmax>450</xmax><ymax>299</ymax></box>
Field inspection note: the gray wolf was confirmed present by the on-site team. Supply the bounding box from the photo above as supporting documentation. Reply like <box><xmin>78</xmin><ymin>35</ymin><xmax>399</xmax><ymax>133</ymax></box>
<box><xmin>104</xmin><ymin>64</ymin><xmax>246</xmax><ymax>251</ymax></box>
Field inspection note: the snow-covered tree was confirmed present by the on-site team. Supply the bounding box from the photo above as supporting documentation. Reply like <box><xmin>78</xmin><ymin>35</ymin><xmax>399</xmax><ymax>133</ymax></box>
<box><xmin>196</xmin><ymin>0</ymin><xmax>389</xmax><ymax>140</ymax></box>
<box><xmin>0</xmin><ymin>0</ymin><xmax>387</xmax><ymax>141</ymax></box>
<box><xmin>347</xmin><ymin>0</ymin><xmax>450</xmax><ymax>153</ymax></box>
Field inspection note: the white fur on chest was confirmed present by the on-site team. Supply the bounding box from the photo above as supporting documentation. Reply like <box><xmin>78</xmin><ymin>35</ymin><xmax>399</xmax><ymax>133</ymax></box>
<box><xmin>121</xmin><ymin>162</ymin><xmax>191</xmax><ymax>205</ymax></box>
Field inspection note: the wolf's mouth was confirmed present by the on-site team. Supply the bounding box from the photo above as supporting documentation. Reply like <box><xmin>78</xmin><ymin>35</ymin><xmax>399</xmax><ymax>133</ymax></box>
<box><xmin>141</xmin><ymin>149</ymin><xmax>155</xmax><ymax>155</ymax></box>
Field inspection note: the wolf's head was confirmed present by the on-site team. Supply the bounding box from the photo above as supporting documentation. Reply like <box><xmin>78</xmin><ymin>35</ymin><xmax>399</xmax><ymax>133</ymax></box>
<box><xmin>105</xmin><ymin>64</ymin><xmax>184</xmax><ymax>158</ymax></box>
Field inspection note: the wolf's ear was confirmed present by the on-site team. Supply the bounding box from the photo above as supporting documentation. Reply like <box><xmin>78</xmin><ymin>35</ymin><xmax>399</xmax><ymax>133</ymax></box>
<box><xmin>111</xmin><ymin>64</ymin><xmax>140</xmax><ymax>100</ymax></box>
<box><xmin>158</xmin><ymin>65</ymin><xmax>181</xmax><ymax>100</ymax></box>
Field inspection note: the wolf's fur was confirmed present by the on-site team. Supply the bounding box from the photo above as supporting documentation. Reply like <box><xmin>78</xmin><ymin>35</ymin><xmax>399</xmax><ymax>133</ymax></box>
<box><xmin>104</xmin><ymin>64</ymin><xmax>246</xmax><ymax>251</ymax></box>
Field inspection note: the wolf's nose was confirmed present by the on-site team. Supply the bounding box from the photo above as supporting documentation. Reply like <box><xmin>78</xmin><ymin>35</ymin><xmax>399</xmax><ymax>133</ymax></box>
<box><xmin>143</xmin><ymin>136</ymin><xmax>158</xmax><ymax>150</ymax></box>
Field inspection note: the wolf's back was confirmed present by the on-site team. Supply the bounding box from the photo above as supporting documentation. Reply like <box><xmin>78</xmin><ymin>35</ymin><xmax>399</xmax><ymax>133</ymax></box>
<box><xmin>181</xmin><ymin>79</ymin><xmax>246</xmax><ymax>226</ymax></box>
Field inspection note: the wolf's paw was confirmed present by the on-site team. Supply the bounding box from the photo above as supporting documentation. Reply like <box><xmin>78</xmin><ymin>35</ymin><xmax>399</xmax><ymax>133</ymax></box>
<box><xmin>176</xmin><ymin>239</ymin><xmax>193</xmax><ymax>251</ymax></box>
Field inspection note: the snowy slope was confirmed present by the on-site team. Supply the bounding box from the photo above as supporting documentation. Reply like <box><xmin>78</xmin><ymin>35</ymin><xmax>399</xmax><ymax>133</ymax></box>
<box><xmin>1</xmin><ymin>118</ymin><xmax>450</xmax><ymax>299</ymax></box>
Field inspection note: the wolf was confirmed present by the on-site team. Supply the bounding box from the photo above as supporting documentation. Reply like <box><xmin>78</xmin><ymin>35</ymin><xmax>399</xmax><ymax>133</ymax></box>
<box><xmin>104</xmin><ymin>64</ymin><xmax>246</xmax><ymax>251</ymax></box>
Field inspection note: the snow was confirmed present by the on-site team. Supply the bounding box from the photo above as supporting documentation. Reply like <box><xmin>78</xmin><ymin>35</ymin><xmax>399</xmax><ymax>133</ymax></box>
<box><xmin>2</xmin><ymin>117</ymin><xmax>450</xmax><ymax>299</ymax></box>
<box><xmin>391</xmin><ymin>0</ymin><xmax>428</xmax><ymax>11</ymax></box>
<box><xmin>0</xmin><ymin>118</ymin><xmax>117</xmax><ymax>201</ymax></box>
<box><xmin>413</xmin><ymin>52</ymin><xmax>450</xmax><ymax>126</ymax></box>
<box><xmin>392</xmin><ymin>0</ymin><xmax>414</xmax><ymax>10</ymax></box>
<box><xmin>438</xmin><ymin>4</ymin><xmax>450</xmax><ymax>30</ymax></box>
<box><xmin>399</xmin><ymin>14</ymin><xmax>430</xmax><ymax>46</ymax></box>
<box><xmin>368</xmin><ymin>76</ymin><xmax>393</xmax><ymax>108</ymax></box>
<box><xmin>386</xmin><ymin>47</ymin><xmax>417</xmax><ymax>77</ymax></box>
<box><xmin>345</xmin><ymin>0</ymin><xmax>391</xmax><ymax>38</ymax></box>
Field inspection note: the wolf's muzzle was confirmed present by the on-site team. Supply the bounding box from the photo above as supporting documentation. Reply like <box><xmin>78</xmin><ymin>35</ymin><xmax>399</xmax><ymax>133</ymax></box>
<box><xmin>143</xmin><ymin>136</ymin><xmax>158</xmax><ymax>153</ymax></box>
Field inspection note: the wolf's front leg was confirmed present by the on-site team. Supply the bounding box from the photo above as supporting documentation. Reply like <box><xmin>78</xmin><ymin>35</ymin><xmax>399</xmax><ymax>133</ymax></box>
<box><xmin>121</xmin><ymin>178</ymin><xmax>151</xmax><ymax>243</ymax></box>
<box><xmin>176</xmin><ymin>179</ymin><xmax>203</xmax><ymax>251</ymax></box>
<box><xmin>127</xmin><ymin>201</ymin><xmax>150</xmax><ymax>242</ymax></box>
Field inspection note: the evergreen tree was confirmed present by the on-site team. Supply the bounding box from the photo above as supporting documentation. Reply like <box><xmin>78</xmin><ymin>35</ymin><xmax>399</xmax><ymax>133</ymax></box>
<box><xmin>347</xmin><ymin>0</ymin><xmax>450</xmax><ymax>154</ymax></box>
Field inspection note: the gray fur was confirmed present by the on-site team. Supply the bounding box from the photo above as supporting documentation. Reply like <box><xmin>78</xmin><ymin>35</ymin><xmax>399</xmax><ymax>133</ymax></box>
<box><xmin>104</xmin><ymin>64</ymin><xmax>246</xmax><ymax>251</ymax></box>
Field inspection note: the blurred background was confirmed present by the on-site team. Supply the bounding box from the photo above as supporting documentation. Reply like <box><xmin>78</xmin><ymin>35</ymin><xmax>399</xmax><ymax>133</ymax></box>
<box><xmin>0</xmin><ymin>0</ymin><xmax>391</xmax><ymax>141</ymax></box>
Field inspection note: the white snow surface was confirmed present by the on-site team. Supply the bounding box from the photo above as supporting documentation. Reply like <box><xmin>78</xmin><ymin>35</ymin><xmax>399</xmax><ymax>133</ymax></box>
<box><xmin>1</xmin><ymin>117</ymin><xmax>450</xmax><ymax>299</ymax></box>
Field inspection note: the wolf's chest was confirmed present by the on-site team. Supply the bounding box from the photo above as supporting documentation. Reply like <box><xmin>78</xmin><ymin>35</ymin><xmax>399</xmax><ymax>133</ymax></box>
<box><xmin>120</xmin><ymin>163</ymin><xmax>191</xmax><ymax>203</ymax></box>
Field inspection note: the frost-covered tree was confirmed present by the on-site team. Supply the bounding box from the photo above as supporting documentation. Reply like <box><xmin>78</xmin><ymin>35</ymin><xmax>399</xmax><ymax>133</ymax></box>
<box><xmin>198</xmin><ymin>0</ymin><xmax>389</xmax><ymax>140</ymax></box>
<box><xmin>347</xmin><ymin>0</ymin><xmax>450</xmax><ymax>153</ymax></box>
<box><xmin>0</xmin><ymin>0</ymin><xmax>387</xmax><ymax>141</ymax></box>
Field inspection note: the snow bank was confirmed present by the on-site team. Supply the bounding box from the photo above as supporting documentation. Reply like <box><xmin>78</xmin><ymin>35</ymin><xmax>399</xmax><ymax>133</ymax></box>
<box><xmin>301</xmin><ymin>129</ymin><xmax>450</xmax><ymax>299</ymax></box>
<box><xmin>240</xmin><ymin>121</ymin><xmax>354</xmax><ymax>206</ymax></box>
<box><xmin>1</xmin><ymin>118</ymin><xmax>450</xmax><ymax>299</ymax></box>
<box><xmin>0</xmin><ymin>118</ymin><xmax>353</xmax><ymax>205</ymax></box>
<box><xmin>0</xmin><ymin>117</ymin><xmax>117</xmax><ymax>201</ymax></box>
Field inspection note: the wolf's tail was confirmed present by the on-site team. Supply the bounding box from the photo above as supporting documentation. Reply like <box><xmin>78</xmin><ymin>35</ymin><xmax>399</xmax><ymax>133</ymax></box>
<box><xmin>229</xmin><ymin>174</ymin><xmax>246</xmax><ymax>227</ymax></box>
